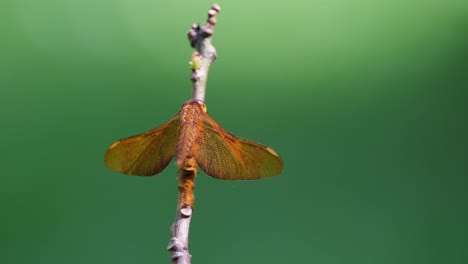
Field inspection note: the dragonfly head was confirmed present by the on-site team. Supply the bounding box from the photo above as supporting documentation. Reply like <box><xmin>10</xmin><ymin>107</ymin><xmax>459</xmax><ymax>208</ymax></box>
<box><xmin>183</xmin><ymin>99</ymin><xmax>207</xmax><ymax>112</ymax></box>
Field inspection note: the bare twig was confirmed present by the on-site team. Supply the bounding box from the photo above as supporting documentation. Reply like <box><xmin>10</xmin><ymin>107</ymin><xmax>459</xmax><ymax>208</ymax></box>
<box><xmin>167</xmin><ymin>158</ymin><xmax>197</xmax><ymax>264</ymax></box>
<box><xmin>188</xmin><ymin>3</ymin><xmax>221</xmax><ymax>102</ymax></box>
<box><xmin>167</xmin><ymin>4</ymin><xmax>221</xmax><ymax>264</ymax></box>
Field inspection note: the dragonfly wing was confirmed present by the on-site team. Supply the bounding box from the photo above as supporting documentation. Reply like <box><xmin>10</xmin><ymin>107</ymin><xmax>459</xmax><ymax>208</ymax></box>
<box><xmin>196</xmin><ymin>113</ymin><xmax>283</xmax><ymax>180</ymax></box>
<box><xmin>104</xmin><ymin>115</ymin><xmax>180</xmax><ymax>176</ymax></box>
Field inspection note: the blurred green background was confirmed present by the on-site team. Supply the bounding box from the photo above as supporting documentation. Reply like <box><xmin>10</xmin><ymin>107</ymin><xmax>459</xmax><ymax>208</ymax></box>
<box><xmin>1</xmin><ymin>0</ymin><xmax>467</xmax><ymax>263</ymax></box>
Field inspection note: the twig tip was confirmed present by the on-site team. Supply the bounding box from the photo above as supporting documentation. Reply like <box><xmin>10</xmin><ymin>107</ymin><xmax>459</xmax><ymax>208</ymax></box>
<box><xmin>211</xmin><ymin>4</ymin><xmax>221</xmax><ymax>12</ymax></box>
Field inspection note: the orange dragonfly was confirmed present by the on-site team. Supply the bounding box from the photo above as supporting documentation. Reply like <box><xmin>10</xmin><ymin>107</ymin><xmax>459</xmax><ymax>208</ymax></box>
<box><xmin>105</xmin><ymin>99</ymin><xmax>283</xmax><ymax>180</ymax></box>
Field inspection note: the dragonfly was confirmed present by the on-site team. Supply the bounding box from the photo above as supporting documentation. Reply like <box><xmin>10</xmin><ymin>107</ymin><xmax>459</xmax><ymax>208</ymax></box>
<box><xmin>104</xmin><ymin>99</ymin><xmax>283</xmax><ymax>180</ymax></box>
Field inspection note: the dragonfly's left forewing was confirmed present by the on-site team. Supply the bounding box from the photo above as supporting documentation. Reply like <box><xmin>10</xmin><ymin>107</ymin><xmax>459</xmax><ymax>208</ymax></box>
<box><xmin>196</xmin><ymin>113</ymin><xmax>283</xmax><ymax>180</ymax></box>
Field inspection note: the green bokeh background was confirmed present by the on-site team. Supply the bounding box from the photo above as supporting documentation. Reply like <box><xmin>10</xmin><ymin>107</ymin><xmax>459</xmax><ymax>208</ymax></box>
<box><xmin>1</xmin><ymin>1</ymin><xmax>467</xmax><ymax>263</ymax></box>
